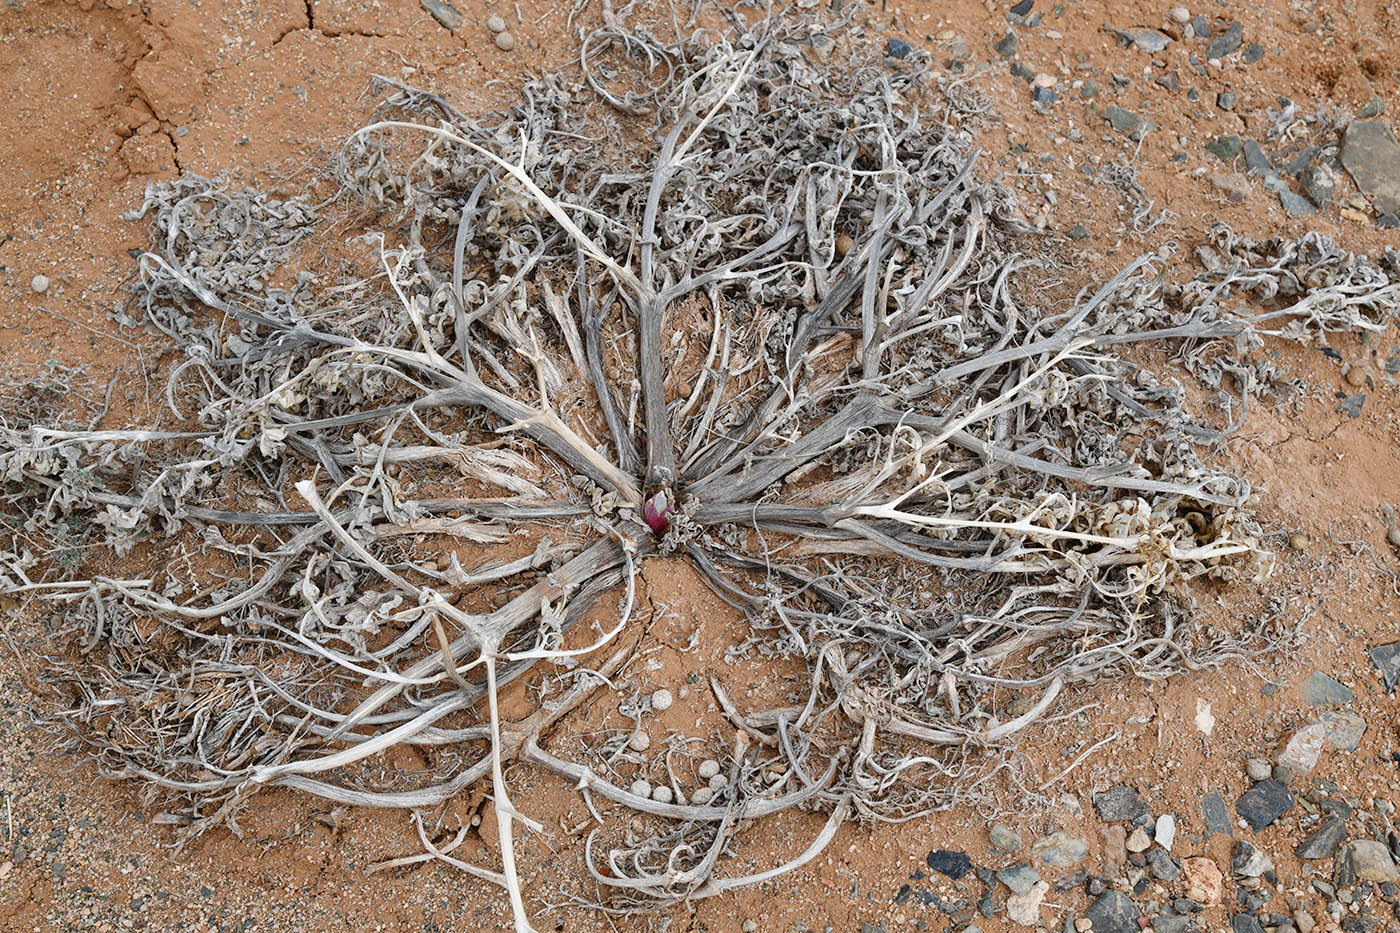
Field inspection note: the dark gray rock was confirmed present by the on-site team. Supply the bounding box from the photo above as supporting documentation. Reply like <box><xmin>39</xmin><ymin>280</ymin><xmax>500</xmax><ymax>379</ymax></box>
<box><xmin>1233</xmin><ymin>915</ymin><xmax>1266</xmax><ymax>933</ymax></box>
<box><xmin>1207</xmin><ymin>135</ymin><xmax>1243</xmax><ymax>160</ymax></box>
<box><xmin>886</xmin><ymin>38</ymin><xmax>913</xmax><ymax>58</ymax></box>
<box><xmin>995</xmin><ymin>32</ymin><xmax>1018</xmax><ymax>56</ymax></box>
<box><xmin>1217</xmin><ymin>92</ymin><xmax>1238</xmax><ymax>111</ymax></box>
<box><xmin>1233</xmin><ymin>839</ymin><xmax>1274</xmax><ymax>876</ymax></box>
<box><xmin>1033</xmin><ymin>85</ymin><xmax>1058</xmax><ymax>106</ymax></box>
<box><xmin>1243</xmin><ymin>42</ymin><xmax>1264</xmax><ymax>63</ymax></box>
<box><xmin>1340</xmin><ymin>122</ymin><xmax>1400</xmax><ymax>216</ymax></box>
<box><xmin>1067</xmin><ymin>223</ymin><xmax>1090</xmax><ymax>240</ymax></box>
<box><xmin>1010</xmin><ymin>0</ymin><xmax>1033</xmax><ymax>15</ymax></box>
<box><xmin>1103</xmin><ymin>105</ymin><xmax>1154</xmax><ymax>138</ymax></box>
<box><xmin>1147</xmin><ymin>847</ymin><xmax>1181</xmax><ymax>881</ymax></box>
<box><xmin>1191</xmin><ymin>14</ymin><xmax>1210</xmax><ymax>37</ymax></box>
<box><xmin>1302</xmin><ymin>672</ymin><xmax>1356</xmax><ymax>706</ymax></box>
<box><xmin>1094</xmin><ymin>786</ymin><xmax>1149</xmax><ymax>822</ymax></box>
<box><xmin>1296</xmin><ymin>818</ymin><xmax>1347</xmax><ymax>859</ymax></box>
<box><xmin>1236</xmin><ymin>780</ymin><xmax>1293</xmax><ymax>830</ymax></box>
<box><xmin>1156</xmin><ymin>72</ymin><xmax>1180</xmax><ymax>92</ymax></box>
<box><xmin>1368</xmin><ymin>641</ymin><xmax>1400</xmax><ymax>694</ymax></box>
<box><xmin>1085</xmin><ymin>891</ymin><xmax>1143</xmax><ymax>933</ymax></box>
<box><xmin>1280</xmin><ymin>190</ymin><xmax>1316</xmax><ymax>217</ymax></box>
<box><xmin>1080</xmin><ymin>80</ymin><xmax>1100</xmax><ymax>98</ymax></box>
<box><xmin>1301</xmin><ymin>164</ymin><xmax>1338</xmax><ymax>207</ymax></box>
<box><xmin>1011</xmin><ymin>62</ymin><xmax>1036</xmax><ymax>81</ymax></box>
<box><xmin>1287</xmin><ymin>147</ymin><xmax>1320</xmax><ymax>175</ymax></box>
<box><xmin>1204</xmin><ymin>792</ymin><xmax>1234</xmax><ymax>837</ymax></box>
<box><xmin>927</xmin><ymin>849</ymin><xmax>972</xmax><ymax>878</ymax></box>
<box><xmin>1206</xmin><ymin>21</ymin><xmax>1243</xmax><ymax>59</ymax></box>
<box><xmin>1242</xmin><ymin>139</ymin><xmax>1273</xmax><ymax>175</ymax></box>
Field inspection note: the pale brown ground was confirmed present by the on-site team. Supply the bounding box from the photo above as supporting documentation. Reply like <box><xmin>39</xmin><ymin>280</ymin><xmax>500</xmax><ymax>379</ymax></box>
<box><xmin>1</xmin><ymin>0</ymin><xmax>1398</xmax><ymax>931</ymax></box>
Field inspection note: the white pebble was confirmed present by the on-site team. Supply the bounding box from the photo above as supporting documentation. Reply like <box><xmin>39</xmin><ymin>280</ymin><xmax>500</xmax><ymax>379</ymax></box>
<box><xmin>30</xmin><ymin>274</ymin><xmax>50</xmax><ymax>294</ymax></box>
<box><xmin>1168</xmin><ymin>6</ymin><xmax>1190</xmax><ymax>23</ymax></box>
<box><xmin>708</xmin><ymin>774</ymin><xmax>728</xmax><ymax>791</ymax></box>
<box><xmin>651</xmin><ymin>785</ymin><xmax>673</xmax><ymax>804</ymax></box>
<box><xmin>485</xmin><ymin>13</ymin><xmax>507</xmax><ymax>31</ymax></box>
<box><xmin>691</xmin><ymin>787</ymin><xmax>714</xmax><ymax>805</ymax></box>
<box><xmin>628</xmin><ymin>731</ymin><xmax>650</xmax><ymax>752</ymax></box>
<box><xmin>494</xmin><ymin>31</ymin><xmax>515</xmax><ymax>51</ymax></box>
<box><xmin>697</xmin><ymin>758</ymin><xmax>721</xmax><ymax>780</ymax></box>
<box><xmin>650</xmin><ymin>688</ymin><xmax>674</xmax><ymax>711</ymax></box>
<box><xmin>629</xmin><ymin>779</ymin><xmax>651</xmax><ymax>798</ymax></box>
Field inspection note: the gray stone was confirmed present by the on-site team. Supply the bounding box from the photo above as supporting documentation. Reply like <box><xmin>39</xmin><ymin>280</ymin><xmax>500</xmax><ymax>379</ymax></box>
<box><xmin>419</xmin><ymin>0</ymin><xmax>462</xmax><ymax>29</ymax></box>
<box><xmin>1104</xmin><ymin>106</ymin><xmax>1142</xmax><ymax>134</ymax></box>
<box><xmin>1232</xmin><ymin>839</ymin><xmax>1273</xmax><ymax>877</ymax></box>
<box><xmin>1207</xmin><ymin>135</ymin><xmax>1243</xmax><ymax>160</ymax></box>
<box><xmin>1206</xmin><ymin>21</ymin><xmax>1243</xmax><ymax>59</ymax></box>
<box><xmin>1235</xmin><ymin>780</ymin><xmax>1293</xmax><ymax>830</ymax></box>
<box><xmin>1032</xmin><ymin>833</ymin><xmax>1088</xmax><ymax>867</ymax></box>
<box><xmin>1296</xmin><ymin>818</ymin><xmax>1347</xmax><ymax>859</ymax></box>
<box><xmin>1147</xmin><ymin>847</ymin><xmax>1181</xmax><ymax>881</ymax></box>
<box><xmin>1302</xmin><ymin>672</ymin><xmax>1355</xmax><ymax>706</ymax></box>
<box><xmin>1129</xmin><ymin>29</ymin><xmax>1172</xmax><ymax>53</ymax></box>
<box><xmin>1203</xmin><ymin>792</ymin><xmax>1233</xmax><ymax>837</ymax></box>
<box><xmin>1320</xmin><ymin>711</ymin><xmax>1366</xmax><ymax>751</ymax></box>
<box><xmin>1242</xmin><ymin>42</ymin><xmax>1264</xmax><ymax>63</ymax></box>
<box><xmin>995</xmin><ymin>32</ymin><xmax>1018</xmax><ymax>57</ymax></box>
<box><xmin>1094</xmin><ymin>786</ymin><xmax>1149</xmax><ymax>822</ymax></box>
<box><xmin>1245</xmin><ymin>758</ymin><xmax>1272</xmax><ymax>782</ymax></box>
<box><xmin>1191</xmin><ymin>13</ymin><xmax>1210</xmax><ymax>37</ymax></box>
<box><xmin>1080</xmin><ymin>80</ymin><xmax>1100</xmax><ymax>98</ymax></box>
<box><xmin>1342</xmin><ymin>840</ymin><xmax>1400</xmax><ymax>882</ymax></box>
<box><xmin>990</xmin><ymin>823</ymin><xmax>1024</xmax><ymax>852</ymax></box>
<box><xmin>1217</xmin><ymin>92</ymin><xmax>1238</xmax><ymax>111</ymax></box>
<box><xmin>1085</xmin><ymin>891</ymin><xmax>1143</xmax><ymax>933</ymax></box>
<box><xmin>1301</xmin><ymin>163</ymin><xmax>1339</xmax><ymax>207</ymax></box>
<box><xmin>1233</xmin><ymin>915</ymin><xmax>1266</xmax><ymax>933</ymax></box>
<box><xmin>1341</xmin><ymin>122</ymin><xmax>1400</xmax><ymax>216</ymax></box>
<box><xmin>1242</xmin><ymin>139</ymin><xmax>1273</xmax><ymax>175</ymax></box>
<box><xmin>1156</xmin><ymin>918</ymin><xmax>1192</xmax><ymax>933</ymax></box>
<box><xmin>1280</xmin><ymin>190</ymin><xmax>1316</xmax><ymax>217</ymax></box>
<box><xmin>997</xmin><ymin>863</ymin><xmax>1041</xmax><ymax>896</ymax></box>
<box><xmin>1368</xmin><ymin>641</ymin><xmax>1400</xmax><ymax>694</ymax></box>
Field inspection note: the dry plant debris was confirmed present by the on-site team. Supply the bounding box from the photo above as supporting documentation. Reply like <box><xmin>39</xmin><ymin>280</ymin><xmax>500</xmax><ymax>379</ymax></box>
<box><xmin>1</xmin><ymin>11</ymin><xmax>1398</xmax><ymax>929</ymax></box>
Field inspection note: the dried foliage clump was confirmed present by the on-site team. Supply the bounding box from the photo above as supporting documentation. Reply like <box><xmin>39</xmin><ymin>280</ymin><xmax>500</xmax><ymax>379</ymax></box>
<box><xmin>2</xmin><ymin>11</ymin><xmax>1399</xmax><ymax>926</ymax></box>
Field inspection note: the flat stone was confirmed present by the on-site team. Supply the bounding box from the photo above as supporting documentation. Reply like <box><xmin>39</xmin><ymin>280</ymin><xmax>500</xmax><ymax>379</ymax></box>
<box><xmin>1033</xmin><ymin>833</ymin><xmax>1088</xmax><ymax>868</ymax></box>
<box><xmin>1126</xmin><ymin>827</ymin><xmax>1152</xmax><ymax>853</ymax></box>
<box><xmin>990</xmin><ymin>823</ymin><xmax>1024</xmax><ymax>851</ymax></box>
<box><xmin>1147</xmin><ymin>847</ymin><xmax>1181</xmax><ymax>881</ymax></box>
<box><xmin>1217</xmin><ymin>92</ymin><xmax>1238</xmax><ymax>111</ymax></box>
<box><xmin>1295</xmin><ymin>818</ymin><xmax>1347</xmax><ymax>859</ymax></box>
<box><xmin>1302</xmin><ymin>672</ymin><xmax>1355</xmax><ymax>706</ymax></box>
<box><xmin>1207</xmin><ymin>135</ymin><xmax>1244</xmax><ymax>160</ymax></box>
<box><xmin>886</xmin><ymin>38</ymin><xmax>913</xmax><ymax>58</ymax></box>
<box><xmin>1007</xmin><ymin>880</ymin><xmax>1049</xmax><ymax>927</ymax></box>
<box><xmin>1084</xmin><ymin>891</ymin><xmax>1143</xmax><ymax>933</ymax></box>
<box><xmin>1340</xmin><ymin>121</ymin><xmax>1400</xmax><ymax>215</ymax></box>
<box><xmin>996</xmin><ymin>32</ymin><xmax>1018</xmax><ymax>56</ymax></box>
<box><xmin>1191</xmin><ymin>13</ymin><xmax>1210</xmax><ymax>37</ymax></box>
<box><xmin>1080</xmin><ymin>80</ymin><xmax>1100</xmax><ymax>98</ymax></box>
<box><xmin>1156</xmin><ymin>918</ymin><xmax>1191</xmax><ymax>933</ymax></box>
<box><xmin>1280</xmin><ymin>189</ymin><xmax>1316</xmax><ymax>216</ymax></box>
<box><xmin>927</xmin><ymin>849</ymin><xmax>972</xmax><ymax>879</ymax></box>
<box><xmin>1094</xmin><ymin>786</ymin><xmax>1149</xmax><ymax>822</ymax></box>
<box><xmin>1320</xmin><ymin>711</ymin><xmax>1366</xmax><ymax>751</ymax></box>
<box><xmin>1203</xmin><ymin>792</ymin><xmax>1233</xmax><ymax>837</ymax></box>
<box><xmin>1104</xmin><ymin>825</ymin><xmax>1128</xmax><ymax>871</ymax></box>
<box><xmin>1182</xmin><ymin>857</ymin><xmax>1223</xmax><ymax>906</ymax></box>
<box><xmin>1242</xmin><ymin>139</ymin><xmax>1273</xmax><ymax>175</ymax></box>
<box><xmin>998</xmin><ymin>864</ymin><xmax>1042</xmax><ymax>896</ymax></box>
<box><xmin>1302</xmin><ymin>163</ymin><xmax>1339</xmax><ymax>206</ymax></box>
<box><xmin>1368</xmin><ymin>641</ymin><xmax>1400</xmax><ymax>694</ymax></box>
<box><xmin>1246</xmin><ymin>758</ymin><xmax>1273</xmax><ymax>782</ymax></box>
<box><xmin>1156</xmin><ymin>814</ymin><xmax>1177</xmax><ymax>852</ymax></box>
<box><xmin>1242</xmin><ymin>42</ymin><xmax>1264</xmax><ymax>62</ymax></box>
<box><xmin>1278</xmin><ymin>724</ymin><xmax>1328</xmax><ymax>775</ymax></box>
<box><xmin>1103</xmin><ymin>105</ymin><xmax>1142</xmax><ymax>133</ymax></box>
<box><xmin>1235</xmin><ymin>780</ymin><xmax>1293</xmax><ymax>830</ymax></box>
<box><xmin>1129</xmin><ymin>28</ymin><xmax>1172</xmax><ymax>52</ymax></box>
<box><xmin>1343</xmin><ymin>840</ymin><xmax>1399</xmax><ymax>882</ymax></box>
<box><xmin>1206</xmin><ymin>21</ymin><xmax>1243</xmax><ymax>59</ymax></box>
<box><xmin>419</xmin><ymin>0</ymin><xmax>462</xmax><ymax>30</ymax></box>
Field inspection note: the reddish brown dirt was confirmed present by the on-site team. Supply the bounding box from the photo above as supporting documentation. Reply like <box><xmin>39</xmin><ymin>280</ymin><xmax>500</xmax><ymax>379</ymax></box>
<box><xmin>2</xmin><ymin>0</ymin><xmax>1399</xmax><ymax>931</ymax></box>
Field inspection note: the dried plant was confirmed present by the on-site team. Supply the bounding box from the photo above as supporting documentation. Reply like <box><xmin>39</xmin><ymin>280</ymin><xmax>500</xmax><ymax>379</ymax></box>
<box><xmin>2</xmin><ymin>10</ymin><xmax>1398</xmax><ymax>929</ymax></box>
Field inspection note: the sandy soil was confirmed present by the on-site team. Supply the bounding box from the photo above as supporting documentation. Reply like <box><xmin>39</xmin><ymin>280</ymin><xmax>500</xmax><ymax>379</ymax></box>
<box><xmin>1</xmin><ymin>0</ymin><xmax>1398</xmax><ymax>931</ymax></box>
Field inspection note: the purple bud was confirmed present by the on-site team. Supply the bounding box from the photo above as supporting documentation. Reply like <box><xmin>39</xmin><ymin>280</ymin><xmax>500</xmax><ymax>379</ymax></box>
<box><xmin>643</xmin><ymin>490</ymin><xmax>674</xmax><ymax>534</ymax></box>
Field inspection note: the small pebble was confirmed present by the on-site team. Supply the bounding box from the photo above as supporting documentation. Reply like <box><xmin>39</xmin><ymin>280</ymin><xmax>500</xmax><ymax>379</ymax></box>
<box><xmin>697</xmin><ymin>759</ymin><xmax>721</xmax><ymax>780</ymax></box>
<box><xmin>1246</xmin><ymin>758</ymin><xmax>1273</xmax><ymax>781</ymax></box>
<box><xmin>1289</xmin><ymin>533</ymin><xmax>1310</xmax><ymax>551</ymax></box>
<box><xmin>743</xmin><ymin>922</ymin><xmax>758</xmax><ymax>932</ymax></box>
<box><xmin>651</xmin><ymin>688</ymin><xmax>674</xmax><ymax>711</ymax></box>
<box><xmin>628</xmin><ymin>731</ymin><xmax>651</xmax><ymax>752</ymax></box>
<box><xmin>1344</xmin><ymin>365</ymin><xmax>1366</xmax><ymax>387</ymax></box>
<box><xmin>1388</xmin><ymin>525</ymin><xmax>1400</xmax><ymax>547</ymax></box>
<box><xmin>1168</xmin><ymin>6</ymin><xmax>1190</xmax><ymax>23</ymax></box>
<box><xmin>691</xmin><ymin>787</ymin><xmax>714</xmax><ymax>805</ymax></box>
<box><xmin>485</xmin><ymin>13</ymin><xmax>507</xmax><ymax>31</ymax></box>
<box><xmin>708</xmin><ymin>774</ymin><xmax>728</xmax><ymax>791</ymax></box>
<box><xmin>629</xmin><ymin>779</ymin><xmax>651</xmax><ymax>798</ymax></box>
<box><xmin>494</xmin><ymin>31</ymin><xmax>516</xmax><ymax>51</ymax></box>
<box><xmin>651</xmin><ymin>785</ymin><xmax>673</xmax><ymax>804</ymax></box>
<box><xmin>30</xmin><ymin>274</ymin><xmax>50</xmax><ymax>294</ymax></box>
<box><xmin>835</xmin><ymin>233</ymin><xmax>855</xmax><ymax>256</ymax></box>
